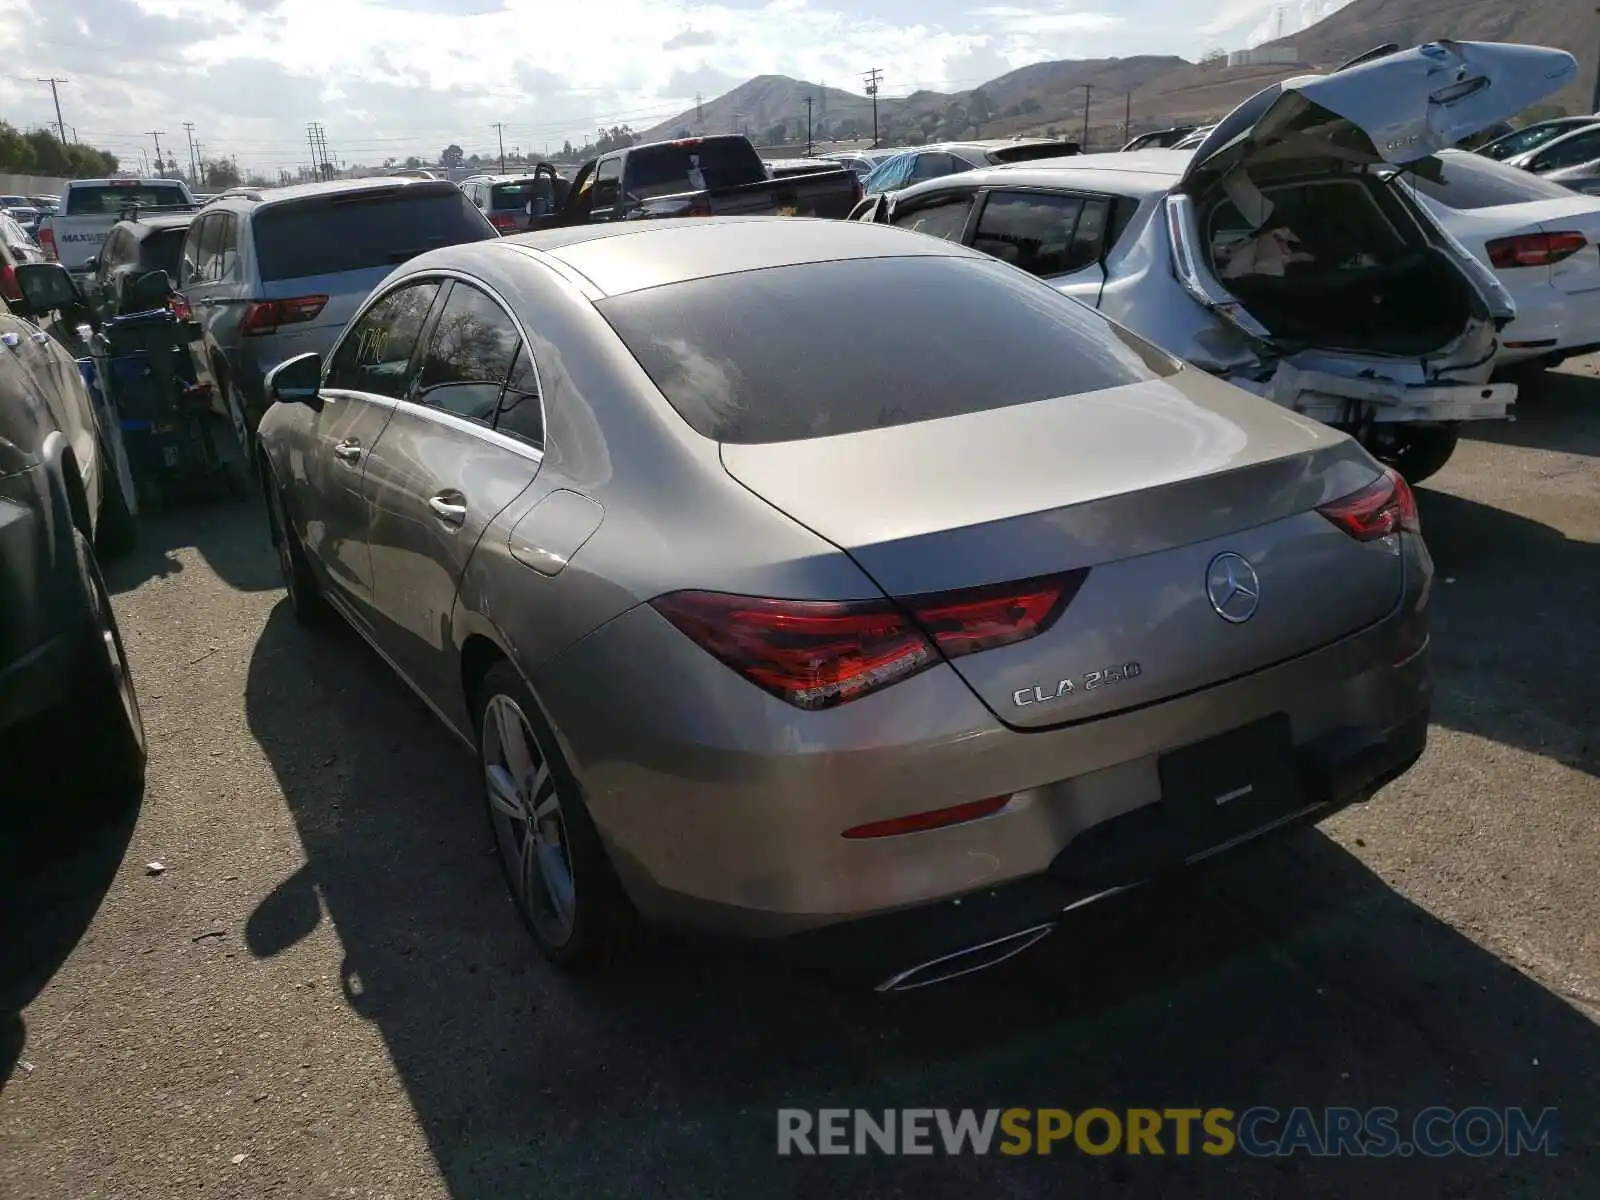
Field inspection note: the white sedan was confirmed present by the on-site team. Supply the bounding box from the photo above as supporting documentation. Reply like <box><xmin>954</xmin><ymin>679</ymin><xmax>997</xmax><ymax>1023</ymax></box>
<box><xmin>1405</xmin><ymin>150</ymin><xmax>1600</xmax><ymax>373</ymax></box>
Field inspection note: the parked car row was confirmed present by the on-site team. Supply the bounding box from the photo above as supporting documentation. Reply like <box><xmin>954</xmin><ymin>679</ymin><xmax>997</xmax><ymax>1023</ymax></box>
<box><xmin>4</xmin><ymin>37</ymin><xmax>1578</xmax><ymax>990</ymax></box>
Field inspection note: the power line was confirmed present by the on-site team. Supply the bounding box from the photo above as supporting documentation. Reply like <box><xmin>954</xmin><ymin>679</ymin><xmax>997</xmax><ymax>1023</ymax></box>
<box><xmin>862</xmin><ymin>67</ymin><xmax>882</xmax><ymax>148</ymax></box>
<box><xmin>36</xmin><ymin>77</ymin><xmax>68</xmax><ymax>143</ymax></box>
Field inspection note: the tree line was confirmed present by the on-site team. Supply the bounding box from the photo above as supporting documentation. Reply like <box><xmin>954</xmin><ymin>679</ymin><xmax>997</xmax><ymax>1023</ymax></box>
<box><xmin>0</xmin><ymin>122</ymin><xmax>119</xmax><ymax>178</ymax></box>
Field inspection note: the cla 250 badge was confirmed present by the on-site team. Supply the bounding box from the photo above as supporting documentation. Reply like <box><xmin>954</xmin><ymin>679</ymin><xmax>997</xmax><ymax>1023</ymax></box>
<box><xmin>1013</xmin><ymin>662</ymin><xmax>1142</xmax><ymax>707</ymax></box>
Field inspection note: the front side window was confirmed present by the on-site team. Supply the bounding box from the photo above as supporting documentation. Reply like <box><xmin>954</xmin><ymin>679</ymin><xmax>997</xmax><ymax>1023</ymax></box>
<box><xmin>324</xmin><ymin>281</ymin><xmax>442</xmax><ymax>398</ymax></box>
<box><xmin>908</xmin><ymin>153</ymin><xmax>956</xmax><ymax>183</ymax></box>
<box><xmin>1531</xmin><ymin>131</ymin><xmax>1600</xmax><ymax>172</ymax></box>
<box><xmin>414</xmin><ymin>283</ymin><xmax>522</xmax><ymax>423</ymax></box>
<box><xmin>593</xmin><ymin>159</ymin><xmax>622</xmax><ymax>208</ymax></box>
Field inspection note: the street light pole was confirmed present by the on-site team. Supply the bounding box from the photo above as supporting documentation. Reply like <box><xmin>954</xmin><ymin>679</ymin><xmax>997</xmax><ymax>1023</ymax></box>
<box><xmin>1592</xmin><ymin>8</ymin><xmax>1600</xmax><ymax>113</ymax></box>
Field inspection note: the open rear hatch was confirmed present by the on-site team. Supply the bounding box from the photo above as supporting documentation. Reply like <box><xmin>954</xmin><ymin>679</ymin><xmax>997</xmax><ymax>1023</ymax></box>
<box><xmin>721</xmin><ymin>372</ymin><xmax>1409</xmax><ymax>729</ymax></box>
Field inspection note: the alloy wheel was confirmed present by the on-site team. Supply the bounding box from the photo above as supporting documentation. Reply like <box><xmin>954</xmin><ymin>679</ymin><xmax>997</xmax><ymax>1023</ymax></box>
<box><xmin>481</xmin><ymin>693</ymin><xmax>577</xmax><ymax>947</ymax></box>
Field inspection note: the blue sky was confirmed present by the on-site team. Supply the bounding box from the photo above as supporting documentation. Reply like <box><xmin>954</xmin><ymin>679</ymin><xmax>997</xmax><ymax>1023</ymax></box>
<box><xmin>0</xmin><ymin>0</ymin><xmax>1352</xmax><ymax>174</ymax></box>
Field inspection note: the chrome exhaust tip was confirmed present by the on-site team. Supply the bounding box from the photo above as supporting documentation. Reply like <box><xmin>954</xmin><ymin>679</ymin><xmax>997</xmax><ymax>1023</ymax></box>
<box><xmin>875</xmin><ymin>923</ymin><xmax>1056</xmax><ymax>993</ymax></box>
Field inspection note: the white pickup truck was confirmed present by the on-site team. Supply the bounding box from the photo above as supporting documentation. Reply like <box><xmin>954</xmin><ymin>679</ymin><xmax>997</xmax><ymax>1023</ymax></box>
<box><xmin>36</xmin><ymin>177</ymin><xmax>196</xmax><ymax>279</ymax></box>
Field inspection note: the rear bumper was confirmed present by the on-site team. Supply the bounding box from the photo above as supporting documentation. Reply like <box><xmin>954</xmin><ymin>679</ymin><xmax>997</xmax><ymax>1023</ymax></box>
<box><xmin>1493</xmin><ymin>281</ymin><xmax>1600</xmax><ymax>367</ymax></box>
<box><xmin>777</xmin><ymin>708</ymin><xmax>1429</xmax><ymax>986</ymax></box>
<box><xmin>533</xmin><ymin>536</ymin><xmax>1435</xmax><ymax>945</ymax></box>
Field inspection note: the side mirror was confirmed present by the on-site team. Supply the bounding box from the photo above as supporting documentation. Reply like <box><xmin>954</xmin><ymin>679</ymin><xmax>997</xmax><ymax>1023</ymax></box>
<box><xmin>11</xmin><ymin>262</ymin><xmax>83</xmax><ymax>319</ymax></box>
<box><xmin>266</xmin><ymin>352</ymin><xmax>322</xmax><ymax>406</ymax></box>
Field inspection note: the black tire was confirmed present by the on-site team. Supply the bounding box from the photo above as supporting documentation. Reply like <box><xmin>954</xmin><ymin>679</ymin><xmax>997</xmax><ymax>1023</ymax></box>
<box><xmin>1367</xmin><ymin>423</ymin><xmax>1460</xmax><ymax>487</ymax></box>
<box><xmin>94</xmin><ymin>437</ymin><xmax>138</xmax><ymax>559</ymax></box>
<box><xmin>62</xmin><ymin>530</ymin><xmax>146</xmax><ymax>808</ymax></box>
<box><xmin>476</xmin><ymin>661</ymin><xmax>636</xmax><ymax>969</ymax></box>
<box><xmin>264</xmin><ymin>467</ymin><xmax>330</xmax><ymax>626</ymax></box>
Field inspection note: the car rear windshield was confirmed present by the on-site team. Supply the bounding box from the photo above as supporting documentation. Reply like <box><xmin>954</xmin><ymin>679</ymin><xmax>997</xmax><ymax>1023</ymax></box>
<box><xmin>251</xmin><ymin>186</ymin><xmax>494</xmax><ymax>281</ymax></box>
<box><xmin>66</xmin><ymin>183</ymin><xmax>190</xmax><ymax>215</ymax></box>
<box><xmin>989</xmin><ymin>142</ymin><xmax>1079</xmax><ymax>163</ymax></box>
<box><xmin>489</xmin><ymin>180</ymin><xmax>553</xmax><ymax>209</ymax></box>
<box><xmin>142</xmin><ymin>228</ymin><xmax>188</xmax><ymax>279</ymax></box>
<box><xmin>1406</xmin><ymin>153</ymin><xmax>1578</xmax><ymax>210</ymax></box>
<box><xmin>625</xmin><ymin>140</ymin><xmax>765</xmax><ymax>200</ymax></box>
<box><xmin>596</xmin><ymin>254</ymin><xmax>1178</xmax><ymax>444</ymax></box>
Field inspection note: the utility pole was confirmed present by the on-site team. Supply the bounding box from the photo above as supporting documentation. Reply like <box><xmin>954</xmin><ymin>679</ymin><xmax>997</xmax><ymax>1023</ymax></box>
<box><xmin>493</xmin><ymin>122</ymin><xmax>506</xmax><ymax>173</ymax></box>
<box><xmin>863</xmin><ymin>67</ymin><xmax>883</xmax><ymax>148</ymax></box>
<box><xmin>1593</xmin><ymin>6</ymin><xmax>1600</xmax><ymax>113</ymax></box>
<box><xmin>1079</xmin><ymin>85</ymin><xmax>1093</xmax><ymax>150</ymax></box>
<box><xmin>307</xmin><ymin>123</ymin><xmax>319</xmax><ymax>178</ymax></box>
<box><xmin>37</xmin><ymin>78</ymin><xmax>69</xmax><ymax>143</ymax></box>
<box><xmin>1123</xmin><ymin>91</ymin><xmax>1132</xmax><ymax>144</ymax></box>
<box><xmin>183</xmin><ymin>121</ymin><xmax>199</xmax><ymax>183</ymax></box>
<box><xmin>148</xmin><ymin>131</ymin><xmax>167</xmax><ymax>177</ymax></box>
<box><xmin>805</xmin><ymin>96</ymin><xmax>814</xmax><ymax>156</ymax></box>
<box><xmin>695</xmin><ymin>92</ymin><xmax>704</xmax><ymax>127</ymax></box>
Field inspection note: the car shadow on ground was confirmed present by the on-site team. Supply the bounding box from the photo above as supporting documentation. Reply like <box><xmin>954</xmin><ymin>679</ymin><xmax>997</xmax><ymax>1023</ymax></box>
<box><xmin>0</xmin><ymin>788</ymin><xmax>142</xmax><ymax>1087</ymax></box>
<box><xmin>1414</xmin><ymin>487</ymin><xmax>1599</xmax><ymax>781</ymax></box>
<box><xmin>242</xmin><ymin>604</ymin><xmax>1598</xmax><ymax>1198</ymax></box>
<box><xmin>103</xmin><ymin>490</ymin><xmax>278</xmax><ymax>595</ymax></box>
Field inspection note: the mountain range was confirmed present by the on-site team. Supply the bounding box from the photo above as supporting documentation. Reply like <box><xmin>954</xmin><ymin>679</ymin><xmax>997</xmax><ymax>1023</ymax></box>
<box><xmin>639</xmin><ymin>0</ymin><xmax>1597</xmax><ymax>150</ymax></box>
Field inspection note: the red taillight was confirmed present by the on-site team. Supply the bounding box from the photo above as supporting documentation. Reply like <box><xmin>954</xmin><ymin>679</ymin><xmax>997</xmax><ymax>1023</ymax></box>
<box><xmin>650</xmin><ymin>570</ymin><xmax>1086</xmax><ymax>710</ymax></box>
<box><xmin>671</xmin><ymin>137</ymin><xmax>704</xmax><ymax>148</ymax></box>
<box><xmin>168</xmin><ymin>293</ymin><xmax>192</xmax><ymax>319</ymax></box>
<box><xmin>238</xmin><ymin>295</ymin><xmax>327</xmax><ymax>336</ymax></box>
<box><xmin>842</xmin><ymin>794</ymin><xmax>1014</xmax><ymax>840</ymax></box>
<box><xmin>489</xmin><ymin>212</ymin><xmax>519</xmax><ymax>232</ymax></box>
<box><xmin>0</xmin><ymin>265</ymin><xmax>19</xmax><ymax>303</ymax></box>
<box><xmin>38</xmin><ymin>227</ymin><xmax>57</xmax><ymax>261</ymax></box>
<box><xmin>1486</xmin><ymin>231</ymin><xmax>1587</xmax><ymax>269</ymax></box>
<box><xmin>1317</xmin><ymin>467</ymin><xmax>1420</xmax><ymax>542</ymax></box>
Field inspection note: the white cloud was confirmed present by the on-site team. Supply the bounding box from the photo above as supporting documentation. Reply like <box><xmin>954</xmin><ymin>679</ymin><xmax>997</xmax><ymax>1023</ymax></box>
<box><xmin>0</xmin><ymin>0</ymin><xmax>1337</xmax><ymax>173</ymax></box>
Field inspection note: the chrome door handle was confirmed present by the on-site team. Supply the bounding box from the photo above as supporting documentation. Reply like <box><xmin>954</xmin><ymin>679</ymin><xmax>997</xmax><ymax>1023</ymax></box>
<box><xmin>427</xmin><ymin>495</ymin><xmax>467</xmax><ymax>526</ymax></box>
<box><xmin>333</xmin><ymin>440</ymin><xmax>362</xmax><ymax>462</ymax></box>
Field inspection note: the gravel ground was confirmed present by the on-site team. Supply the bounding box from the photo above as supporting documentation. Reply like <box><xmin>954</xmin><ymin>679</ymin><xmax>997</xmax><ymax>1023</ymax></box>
<box><xmin>2</xmin><ymin>363</ymin><xmax>1597</xmax><ymax>1198</ymax></box>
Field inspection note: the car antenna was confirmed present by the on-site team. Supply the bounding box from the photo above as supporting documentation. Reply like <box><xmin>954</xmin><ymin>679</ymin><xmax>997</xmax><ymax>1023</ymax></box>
<box><xmin>1333</xmin><ymin>43</ymin><xmax>1401</xmax><ymax>73</ymax></box>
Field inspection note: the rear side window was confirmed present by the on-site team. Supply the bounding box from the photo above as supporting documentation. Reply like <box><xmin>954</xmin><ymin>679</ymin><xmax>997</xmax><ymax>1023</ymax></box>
<box><xmin>65</xmin><ymin>183</ymin><xmax>189</xmax><ymax>215</ymax></box>
<box><xmin>597</xmin><ymin>255</ymin><xmax>1177</xmax><ymax>444</ymax></box>
<box><xmin>908</xmin><ymin>153</ymin><xmax>957</xmax><ymax>183</ymax></box>
<box><xmin>414</xmin><ymin>283</ymin><xmax>522</xmax><ymax>424</ymax></box>
<box><xmin>625</xmin><ymin>140</ymin><xmax>764</xmax><ymax>200</ymax></box>
<box><xmin>972</xmin><ymin>191</ymin><xmax>1110</xmax><ymax>277</ymax></box>
<box><xmin>1409</xmin><ymin>153</ymin><xmax>1585</xmax><ymax>209</ymax></box>
<box><xmin>251</xmin><ymin>187</ymin><xmax>494</xmax><ymax>282</ymax></box>
<box><xmin>325</xmin><ymin>281</ymin><xmax>442</xmax><ymax>397</ymax></box>
<box><xmin>495</xmin><ymin>346</ymin><xmax>543</xmax><ymax>447</ymax></box>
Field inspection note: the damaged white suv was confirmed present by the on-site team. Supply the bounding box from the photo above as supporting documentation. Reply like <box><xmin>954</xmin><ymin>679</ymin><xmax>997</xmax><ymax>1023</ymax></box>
<box><xmin>854</xmin><ymin>40</ymin><xmax>1578</xmax><ymax>482</ymax></box>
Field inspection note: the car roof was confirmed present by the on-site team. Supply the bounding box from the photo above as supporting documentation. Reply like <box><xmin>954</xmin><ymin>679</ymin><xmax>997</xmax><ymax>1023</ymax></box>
<box><xmin>206</xmin><ymin>175</ymin><xmax>456</xmax><ymax>213</ymax></box>
<box><xmin>115</xmin><ymin>213</ymin><xmax>195</xmax><ymax>236</ymax></box>
<box><xmin>447</xmin><ymin>215</ymin><xmax>989</xmax><ymax>298</ymax></box>
<box><xmin>888</xmin><ymin>149</ymin><xmax>1191</xmax><ymax>198</ymax></box>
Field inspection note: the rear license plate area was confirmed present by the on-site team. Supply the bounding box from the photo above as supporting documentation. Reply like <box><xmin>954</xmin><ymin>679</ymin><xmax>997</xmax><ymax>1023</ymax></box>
<box><xmin>1158</xmin><ymin>714</ymin><xmax>1306</xmax><ymax>852</ymax></box>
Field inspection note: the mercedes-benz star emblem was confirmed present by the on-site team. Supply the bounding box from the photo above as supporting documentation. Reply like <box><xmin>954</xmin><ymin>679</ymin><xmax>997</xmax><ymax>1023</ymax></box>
<box><xmin>1206</xmin><ymin>552</ymin><xmax>1260</xmax><ymax>624</ymax></box>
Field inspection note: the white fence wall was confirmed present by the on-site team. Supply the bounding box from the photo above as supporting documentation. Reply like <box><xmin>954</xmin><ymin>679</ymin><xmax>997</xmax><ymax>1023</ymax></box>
<box><xmin>0</xmin><ymin>174</ymin><xmax>71</xmax><ymax>196</ymax></box>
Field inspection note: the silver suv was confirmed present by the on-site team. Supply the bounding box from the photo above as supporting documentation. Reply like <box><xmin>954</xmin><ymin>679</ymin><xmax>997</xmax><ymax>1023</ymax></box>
<box><xmin>177</xmin><ymin>177</ymin><xmax>497</xmax><ymax>461</ymax></box>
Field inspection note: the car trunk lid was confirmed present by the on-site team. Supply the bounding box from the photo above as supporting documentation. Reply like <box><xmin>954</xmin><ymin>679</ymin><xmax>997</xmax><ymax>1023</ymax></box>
<box><xmin>1178</xmin><ymin>41</ymin><xmax>1578</xmax><ymax>194</ymax></box>
<box><xmin>720</xmin><ymin>370</ymin><xmax>1405</xmax><ymax>729</ymax></box>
